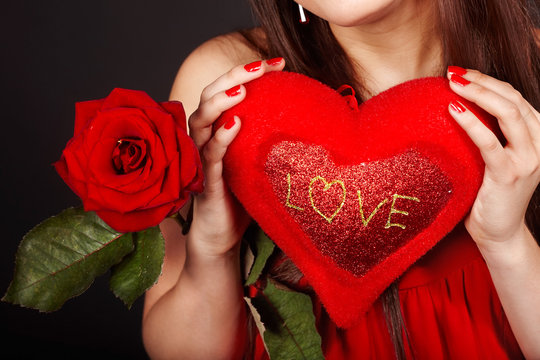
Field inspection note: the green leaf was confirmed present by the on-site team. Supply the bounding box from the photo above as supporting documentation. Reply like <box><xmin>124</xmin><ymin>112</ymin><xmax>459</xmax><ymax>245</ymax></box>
<box><xmin>249</xmin><ymin>280</ymin><xmax>324</xmax><ymax>360</ymax></box>
<box><xmin>109</xmin><ymin>226</ymin><xmax>165</xmax><ymax>308</ymax></box>
<box><xmin>245</xmin><ymin>229</ymin><xmax>275</xmax><ymax>286</ymax></box>
<box><xmin>3</xmin><ymin>207</ymin><xmax>134</xmax><ymax>312</ymax></box>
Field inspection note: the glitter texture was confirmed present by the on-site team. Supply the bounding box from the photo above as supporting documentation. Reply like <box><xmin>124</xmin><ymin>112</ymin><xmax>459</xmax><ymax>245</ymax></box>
<box><xmin>265</xmin><ymin>141</ymin><xmax>452</xmax><ymax>277</ymax></box>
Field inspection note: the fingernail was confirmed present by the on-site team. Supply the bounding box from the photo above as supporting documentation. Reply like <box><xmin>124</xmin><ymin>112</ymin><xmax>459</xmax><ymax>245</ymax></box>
<box><xmin>244</xmin><ymin>60</ymin><xmax>262</xmax><ymax>72</ymax></box>
<box><xmin>449</xmin><ymin>100</ymin><xmax>467</xmax><ymax>113</ymax></box>
<box><xmin>265</xmin><ymin>57</ymin><xmax>283</xmax><ymax>66</ymax></box>
<box><xmin>450</xmin><ymin>74</ymin><xmax>471</xmax><ymax>86</ymax></box>
<box><xmin>224</xmin><ymin>117</ymin><xmax>236</xmax><ymax>130</ymax></box>
<box><xmin>225</xmin><ymin>85</ymin><xmax>241</xmax><ymax>97</ymax></box>
<box><xmin>448</xmin><ymin>66</ymin><xmax>467</xmax><ymax>76</ymax></box>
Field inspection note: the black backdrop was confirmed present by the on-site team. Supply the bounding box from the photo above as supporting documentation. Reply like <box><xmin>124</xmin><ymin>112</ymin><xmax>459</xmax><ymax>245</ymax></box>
<box><xmin>1</xmin><ymin>1</ymin><xmax>253</xmax><ymax>358</ymax></box>
<box><xmin>3</xmin><ymin>1</ymin><xmax>539</xmax><ymax>359</ymax></box>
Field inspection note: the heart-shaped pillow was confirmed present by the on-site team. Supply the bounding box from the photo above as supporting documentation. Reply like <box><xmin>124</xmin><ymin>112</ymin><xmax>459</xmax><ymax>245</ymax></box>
<box><xmin>218</xmin><ymin>72</ymin><xmax>496</xmax><ymax>328</ymax></box>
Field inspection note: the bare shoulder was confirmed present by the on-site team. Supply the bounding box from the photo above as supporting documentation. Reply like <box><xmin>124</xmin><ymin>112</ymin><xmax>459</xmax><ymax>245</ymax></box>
<box><xmin>170</xmin><ymin>29</ymin><xmax>265</xmax><ymax>118</ymax></box>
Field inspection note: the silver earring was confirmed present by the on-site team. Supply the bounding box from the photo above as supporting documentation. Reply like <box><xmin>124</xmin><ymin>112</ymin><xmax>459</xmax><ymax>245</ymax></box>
<box><xmin>298</xmin><ymin>4</ymin><xmax>308</xmax><ymax>24</ymax></box>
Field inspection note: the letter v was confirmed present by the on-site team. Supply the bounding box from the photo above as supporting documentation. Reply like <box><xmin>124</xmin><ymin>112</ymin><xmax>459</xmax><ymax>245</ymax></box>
<box><xmin>357</xmin><ymin>190</ymin><xmax>388</xmax><ymax>227</ymax></box>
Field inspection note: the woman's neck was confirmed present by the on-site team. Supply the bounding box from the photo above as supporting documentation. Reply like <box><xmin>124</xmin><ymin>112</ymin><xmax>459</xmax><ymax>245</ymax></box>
<box><xmin>329</xmin><ymin>0</ymin><xmax>442</xmax><ymax>97</ymax></box>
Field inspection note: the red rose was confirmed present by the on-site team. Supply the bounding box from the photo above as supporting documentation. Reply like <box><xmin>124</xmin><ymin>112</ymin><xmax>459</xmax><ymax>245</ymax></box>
<box><xmin>54</xmin><ymin>88</ymin><xmax>204</xmax><ymax>232</ymax></box>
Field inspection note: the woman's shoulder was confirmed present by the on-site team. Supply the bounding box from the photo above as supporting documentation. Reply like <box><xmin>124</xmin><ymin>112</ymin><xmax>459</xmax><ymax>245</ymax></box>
<box><xmin>183</xmin><ymin>28</ymin><xmax>265</xmax><ymax>72</ymax></box>
<box><xmin>170</xmin><ymin>28</ymin><xmax>266</xmax><ymax>117</ymax></box>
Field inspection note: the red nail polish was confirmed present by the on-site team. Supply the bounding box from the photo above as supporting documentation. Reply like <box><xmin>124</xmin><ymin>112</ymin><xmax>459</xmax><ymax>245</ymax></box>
<box><xmin>448</xmin><ymin>66</ymin><xmax>467</xmax><ymax>76</ymax></box>
<box><xmin>225</xmin><ymin>85</ymin><xmax>241</xmax><ymax>97</ymax></box>
<box><xmin>244</xmin><ymin>60</ymin><xmax>262</xmax><ymax>72</ymax></box>
<box><xmin>224</xmin><ymin>118</ymin><xmax>236</xmax><ymax>130</ymax></box>
<box><xmin>265</xmin><ymin>57</ymin><xmax>283</xmax><ymax>66</ymax></box>
<box><xmin>450</xmin><ymin>74</ymin><xmax>471</xmax><ymax>86</ymax></box>
<box><xmin>449</xmin><ymin>100</ymin><xmax>467</xmax><ymax>113</ymax></box>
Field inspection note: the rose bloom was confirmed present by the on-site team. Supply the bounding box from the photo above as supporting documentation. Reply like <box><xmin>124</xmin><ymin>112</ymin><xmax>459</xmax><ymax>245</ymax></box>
<box><xmin>54</xmin><ymin>88</ymin><xmax>204</xmax><ymax>232</ymax></box>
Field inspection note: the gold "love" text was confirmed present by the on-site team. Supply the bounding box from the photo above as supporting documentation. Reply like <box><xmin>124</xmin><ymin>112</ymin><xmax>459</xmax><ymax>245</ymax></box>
<box><xmin>285</xmin><ymin>173</ymin><xmax>420</xmax><ymax>229</ymax></box>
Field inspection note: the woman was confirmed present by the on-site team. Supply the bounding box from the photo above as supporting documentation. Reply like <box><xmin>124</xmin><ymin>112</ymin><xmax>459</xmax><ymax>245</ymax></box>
<box><xmin>142</xmin><ymin>0</ymin><xmax>540</xmax><ymax>358</ymax></box>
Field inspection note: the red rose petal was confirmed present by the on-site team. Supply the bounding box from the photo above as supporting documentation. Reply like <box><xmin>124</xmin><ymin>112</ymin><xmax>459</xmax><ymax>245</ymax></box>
<box><xmin>112</xmin><ymin>138</ymin><xmax>147</xmax><ymax>174</ymax></box>
<box><xmin>160</xmin><ymin>101</ymin><xmax>187</xmax><ymax>131</ymax></box>
<box><xmin>61</xmin><ymin>136</ymin><xmax>88</xmax><ymax>181</ymax></box>
<box><xmin>167</xmin><ymin>193</ymin><xmax>191</xmax><ymax>217</ymax></box>
<box><xmin>184</xmin><ymin>160</ymin><xmax>204</xmax><ymax>194</ymax></box>
<box><xmin>84</xmin><ymin>175</ymin><xmax>163</xmax><ymax>213</ymax></box>
<box><xmin>140</xmin><ymin>158</ymin><xmax>181</xmax><ymax>209</ymax></box>
<box><xmin>94</xmin><ymin>109</ymin><xmax>156</xmax><ymax>140</ymax></box>
<box><xmin>176</xmin><ymin>128</ymin><xmax>201</xmax><ymax>189</ymax></box>
<box><xmin>59</xmin><ymin>138</ymin><xmax>93</xmax><ymax>199</ymax></box>
<box><xmin>139</xmin><ymin>106</ymin><xmax>179</xmax><ymax>159</ymax></box>
<box><xmin>83</xmin><ymin>180</ymin><xmax>111</xmax><ymax>211</ymax></box>
<box><xmin>84</xmin><ymin>153</ymin><xmax>162</xmax><ymax>207</ymax></box>
<box><xmin>74</xmin><ymin>99</ymin><xmax>104</xmax><ymax>136</ymax></box>
<box><xmin>80</xmin><ymin>109</ymin><xmax>154</xmax><ymax>155</ymax></box>
<box><xmin>86</xmin><ymin>137</ymin><xmax>144</xmax><ymax>187</ymax></box>
<box><xmin>96</xmin><ymin>202</ymin><xmax>178</xmax><ymax>233</ymax></box>
<box><xmin>64</xmin><ymin>177</ymin><xmax>90</xmax><ymax>202</ymax></box>
<box><xmin>84</xmin><ymin>112</ymin><xmax>167</xmax><ymax>190</ymax></box>
<box><xmin>54</xmin><ymin>156</ymin><xmax>90</xmax><ymax>200</ymax></box>
<box><xmin>101</xmin><ymin>88</ymin><xmax>160</xmax><ymax>111</ymax></box>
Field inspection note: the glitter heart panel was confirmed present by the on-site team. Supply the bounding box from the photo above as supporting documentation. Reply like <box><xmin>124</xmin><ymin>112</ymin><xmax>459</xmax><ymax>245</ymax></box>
<box><xmin>265</xmin><ymin>141</ymin><xmax>452</xmax><ymax>277</ymax></box>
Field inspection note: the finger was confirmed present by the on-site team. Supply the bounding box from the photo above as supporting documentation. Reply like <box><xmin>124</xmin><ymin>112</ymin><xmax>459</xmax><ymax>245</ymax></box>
<box><xmin>465</xmin><ymin>69</ymin><xmax>540</xmax><ymax>139</ymax></box>
<box><xmin>189</xmin><ymin>85</ymin><xmax>246</xmax><ymax>148</ymax></box>
<box><xmin>200</xmin><ymin>58</ymin><xmax>285</xmax><ymax>103</ymax></box>
<box><xmin>448</xmin><ymin>100</ymin><xmax>507</xmax><ymax>170</ymax></box>
<box><xmin>448</xmin><ymin>68</ymin><xmax>531</xmax><ymax>117</ymax></box>
<box><xmin>201</xmin><ymin>116</ymin><xmax>241</xmax><ymax>193</ymax></box>
<box><xmin>448</xmin><ymin>67</ymin><xmax>540</xmax><ymax>150</ymax></box>
<box><xmin>448</xmin><ymin>74</ymin><xmax>535</xmax><ymax>157</ymax></box>
<box><xmin>523</xmin><ymin>106</ymin><xmax>540</xmax><ymax>152</ymax></box>
<box><xmin>190</xmin><ymin>58</ymin><xmax>285</xmax><ymax>149</ymax></box>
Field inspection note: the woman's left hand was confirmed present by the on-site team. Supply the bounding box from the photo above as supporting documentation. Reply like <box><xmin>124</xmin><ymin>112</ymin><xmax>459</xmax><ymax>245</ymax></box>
<box><xmin>446</xmin><ymin>67</ymin><xmax>540</xmax><ymax>251</ymax></box>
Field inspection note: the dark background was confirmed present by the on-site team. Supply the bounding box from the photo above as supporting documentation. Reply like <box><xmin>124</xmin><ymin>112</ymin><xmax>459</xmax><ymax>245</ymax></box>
<box><xmin>2</xmin><ymin>1</ymin><xmax>540</xmax><ymax>359</ymax></box>
<box><xmin>1</xmin><ymin>1</ymin><xmax>253</xmax><ymax>358</ymax></box>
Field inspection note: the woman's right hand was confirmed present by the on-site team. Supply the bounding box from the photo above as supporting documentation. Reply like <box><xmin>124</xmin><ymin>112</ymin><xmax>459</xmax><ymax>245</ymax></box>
<box><xmin>187</xmin><ymin>58</ymin><xmax>285</xmax><ymax>257</ymax></box>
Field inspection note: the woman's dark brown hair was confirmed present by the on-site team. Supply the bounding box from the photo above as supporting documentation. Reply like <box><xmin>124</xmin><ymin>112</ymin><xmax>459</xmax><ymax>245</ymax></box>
<box><xmin>242</xmin><ymin>0</ymin><xmax>540</xmax><ymax>358</ymax></box>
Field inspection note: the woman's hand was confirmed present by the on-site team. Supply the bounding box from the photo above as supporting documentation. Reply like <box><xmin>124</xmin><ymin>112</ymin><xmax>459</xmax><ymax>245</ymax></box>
<box><xmin>446</xmin><ymin>66</ymin><xmax>540</xmax><ymax>359</ymax></box>
<box><xmin>188</xmin><ymin>58</ymin><xmax>286</xmax><ymax>257</ymax></box>
<box><xmin>446</xmin><ymin>66</ymin><xmax>540</xmax><ymax>252</ymax></box>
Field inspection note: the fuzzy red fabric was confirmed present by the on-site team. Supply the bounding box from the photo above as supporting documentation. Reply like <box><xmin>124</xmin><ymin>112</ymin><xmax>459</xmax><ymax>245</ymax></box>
<box><xmin>217</xmin><ymin>72</ymin><xmax>497</xmax><ymax>328</ymax></box>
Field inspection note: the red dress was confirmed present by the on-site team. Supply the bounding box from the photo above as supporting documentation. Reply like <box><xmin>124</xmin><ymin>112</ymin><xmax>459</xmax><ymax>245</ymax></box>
<box><xmin>253</xmin><ymin>223</ymin><xmax>524</xmax><ymax>359</ymax></box>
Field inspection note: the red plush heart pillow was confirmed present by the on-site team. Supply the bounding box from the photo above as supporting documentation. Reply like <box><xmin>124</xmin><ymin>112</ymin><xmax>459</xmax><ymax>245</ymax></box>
<box><xmin>218</xmin><ymin>72</ymin><xmax>496</xmax><ymax>328</ymax></box>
